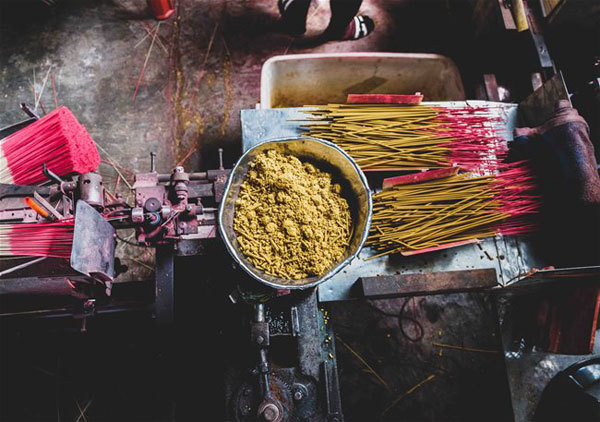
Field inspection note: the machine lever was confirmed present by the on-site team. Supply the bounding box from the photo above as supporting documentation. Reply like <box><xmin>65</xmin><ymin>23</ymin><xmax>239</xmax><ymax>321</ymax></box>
<box><xmin>42</xmin><ymin>163</ymin><xmax>64</xmax><ymax>184</ymax></box>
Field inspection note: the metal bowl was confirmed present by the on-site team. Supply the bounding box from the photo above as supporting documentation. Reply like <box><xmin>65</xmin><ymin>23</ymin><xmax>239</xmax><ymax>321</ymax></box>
<box><xmin>218</xmin><ymin>137</ymin><xmax>372</xmax><ymax>290</ymax></box>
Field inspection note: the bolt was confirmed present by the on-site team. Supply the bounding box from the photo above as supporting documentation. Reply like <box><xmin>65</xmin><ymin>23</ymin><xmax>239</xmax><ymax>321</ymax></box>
<box><xmin>185</xmin><ymin>204</ymin><xmax>193</xmax><ymax>212</ymax></box>
<box><xmin>174</xmin><ymin>166</ymin><xmax>184</xmax><ymax>173</ymax></box>
<box><xmin>261</xmin><ymin>404</ymin><xmax>279</xmax><ymax>422</ymax></box>
<box><xmin>293</xmin><ymin>391</ymin><xmax>303</xmax><ymax>401</ymax></box>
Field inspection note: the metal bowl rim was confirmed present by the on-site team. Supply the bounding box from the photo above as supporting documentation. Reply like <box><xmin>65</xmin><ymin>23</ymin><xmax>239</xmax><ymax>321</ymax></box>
<box><xmin>218</xmin><ymin>136</ymin><xmax>372</xmax><ymax>290</ymax></box>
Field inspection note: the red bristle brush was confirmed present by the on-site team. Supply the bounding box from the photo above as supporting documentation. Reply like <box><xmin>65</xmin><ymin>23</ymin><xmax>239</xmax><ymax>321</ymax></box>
<box><xmin>0</xmin><ymin>219</ymin><xmax>74</xmax><ymax>259</ymax></box>
<box><xmin>0</xmin><ymin>106</ymin><xmax>101</xmax><ymax>185</ymax></box>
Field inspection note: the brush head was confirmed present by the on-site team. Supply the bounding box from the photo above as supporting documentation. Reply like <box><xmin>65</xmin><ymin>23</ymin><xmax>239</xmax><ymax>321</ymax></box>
<box><xmin>0</xmin><ymin>106</ymin><xmax>101</xmax><ymax>185</ymax></box>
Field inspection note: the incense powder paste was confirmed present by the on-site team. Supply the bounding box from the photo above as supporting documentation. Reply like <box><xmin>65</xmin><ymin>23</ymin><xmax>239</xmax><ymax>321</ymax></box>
<box><xmin>233</xmin><ymin>150</ymin><xmax>352</xmax><ymax>281</ymax></box>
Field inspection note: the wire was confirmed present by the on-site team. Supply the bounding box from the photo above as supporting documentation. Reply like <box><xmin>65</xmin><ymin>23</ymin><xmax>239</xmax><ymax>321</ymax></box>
<box><xmin>115</xmin><ymin>233</ymin><xmax>149</xmax><ymax>248</ymax></box>
<box><xmin>367</xmin><ymin>298</ymin><xmax>425</xmax><ymax>343</ymax></box>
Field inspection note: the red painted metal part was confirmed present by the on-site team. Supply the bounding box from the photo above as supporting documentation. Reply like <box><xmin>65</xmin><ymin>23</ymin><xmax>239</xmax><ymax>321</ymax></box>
<box><xmin>382</xmin><ymin>167</ymin><xmax>458</xmax><ymax>190</ymax></box>
<box><xmin>346</xmin><ymin>93</ymin><xmax>424</xmax><ymax>105</ymax></box>
<box><xmin>148</xmin><ymin>0</ymin><xmax>175</xmax><ymax>20</ymax></box>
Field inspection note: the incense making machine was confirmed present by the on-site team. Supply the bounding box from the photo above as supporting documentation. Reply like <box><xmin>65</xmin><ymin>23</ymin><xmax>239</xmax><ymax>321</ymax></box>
<box><xmin>0</xmin><ymin>104</ymin><xmax>230</xmax><ymax>314</ymax></box>
<box><xmin>0</xmin><ymin>107</ymin><xmax>347</xmax><ymax>422</ymax></box>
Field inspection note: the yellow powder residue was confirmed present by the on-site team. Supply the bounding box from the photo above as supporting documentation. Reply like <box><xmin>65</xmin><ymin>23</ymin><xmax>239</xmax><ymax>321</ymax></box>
<box><xmin>233</xmin><ymin>150</ymin><xmax>352</xmax><ymax>281</ymax></box>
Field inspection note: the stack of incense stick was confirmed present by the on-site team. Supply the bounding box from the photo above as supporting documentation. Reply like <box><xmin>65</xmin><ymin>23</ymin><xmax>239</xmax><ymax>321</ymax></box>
<box><xmin>0</xmin><ymin>106</ymin><xmax>101</xmax><ymax>185</ymax></box>
<box><xmin>302</xmin><ymin>104</ymin><xmax>507</xmax><ymax>173</ymax></box>
<box><xmin>367</xmin><ymin>163</ymin><xmax>539</xmax><ymax>257</ymax></box>
<box><xmin>0</xmin><ymin>219</ymin><xmax>74</xmax><ymax>258</ymax></box>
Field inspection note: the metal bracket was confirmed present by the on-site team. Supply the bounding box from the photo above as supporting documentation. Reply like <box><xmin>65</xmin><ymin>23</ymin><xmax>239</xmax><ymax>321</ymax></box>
<box><xmin>42</xmin><ymin>163</ymin><xmax>64</xmax><ymax>184</ymax></box>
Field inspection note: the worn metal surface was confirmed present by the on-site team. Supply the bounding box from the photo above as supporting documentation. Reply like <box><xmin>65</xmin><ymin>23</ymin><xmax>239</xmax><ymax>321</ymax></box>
<box><xmin>0</xmin><ymin>184</ymin><xmax>50</xmax><ymax>201</ymax></box>
<box><xmin>329</xmin><ymin>292</ymin><xmax>513</xmax><ymax>420</ymax></box>
<box><xmin>504</xmin><ymin>266</ymin><xmax>600</xmax><ymax>290</ymax></box>
<box><xmin>0</xmin><ymin>276</ymin><xmax>74</xmax><ymax>296</ymax></box>
<box><xmin>219</xmin><ymin>137</ymin><xmax>372</xmax><ymax>290</ymax></box>
<box><xmin>498</xmin><ymin>296</ymin><xmax>600</xmax><ymax>422</ymax></box>
<box><xmin>71</xmin><ymin>200</ymin><xmax>115</xmax><ymax>282</ymax></box>
<box><xmin>154</xmin><ymin>244</ymin><xmax>174</xmax><ymax>325</ymax></box>
<box><xmin>360</xmin><ymin>269</ymin><xmax>498</xmax><ymax>299</ymax></box>
<box><xmin>518</xmin><ymin>72</ymin><xmax>570</xmax><ymax>127</ymax></box>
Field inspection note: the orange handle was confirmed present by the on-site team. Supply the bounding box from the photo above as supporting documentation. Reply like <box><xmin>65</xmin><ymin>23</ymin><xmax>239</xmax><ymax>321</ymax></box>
<box><xmin>24</xmin><ymin>197</ymin><xmax>50</xmax><ymax>218</ymax></box>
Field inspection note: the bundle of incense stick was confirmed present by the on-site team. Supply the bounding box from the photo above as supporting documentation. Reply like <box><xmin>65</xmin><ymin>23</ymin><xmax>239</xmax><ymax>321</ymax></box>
<box><xmin>302</xmin><ymin>104</ymin><xmax>507</xmax><ymax>172</ymax></box>
<box><xmin>0</xmin><ymin>220</ymin><xmax>74</xmax><ymax>258</ymax></box>
<box><xmin>0</xmin><ymin>106</ymin><xmax>101</xmax><ymax>185</ymax></box>
<box><xmin>367</xmin><ymin>163</ymin><xmax>539</xmax><ymax>257</ymax></box>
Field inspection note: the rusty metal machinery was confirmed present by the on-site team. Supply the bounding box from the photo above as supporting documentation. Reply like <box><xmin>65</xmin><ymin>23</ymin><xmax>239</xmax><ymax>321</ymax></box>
<box><xmin>0</xmin><ymin>106</ymin><xmax>231</xmax><ymax>323</ymax></box>
<box><xmin>224</xmin><ymin>289</ymin><xmax>344</xmax><ymax>422</ymax></box>
<box><xmin>128</xmin><ymin>148</ymin><xmax>229</xmax><ymax>245</ymax></box>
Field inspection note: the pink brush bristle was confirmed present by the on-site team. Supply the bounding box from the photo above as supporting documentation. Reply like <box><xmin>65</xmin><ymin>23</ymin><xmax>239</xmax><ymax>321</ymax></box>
<box><xmin>1</xmin><ymin>106</ymin><xmax>101</xmax><ymax>185</ymax></box>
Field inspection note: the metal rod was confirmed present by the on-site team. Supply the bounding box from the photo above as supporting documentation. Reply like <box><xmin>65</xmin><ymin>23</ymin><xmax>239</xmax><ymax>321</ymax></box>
<box><xmin>0</xmin><ymin>257</ymin><xmax>46</xmax><ymax>277</ymax></box>
<box><xmin>34</xmin><ymin>191</ymin><xmax>63</xmax><ymax>219</ymax></box>
<box><xmin>20</xmin><ymin>103</ymin><xmax>39</xmax><ymax>120</ymax></box>
<box><xmin>150</xmin><ymin>152</ymin><xmax>156</xmax><ymax>173</ymax></box>
<box><xmin>255</xmin><ymin>303</ymin><xmax>265</xmax><ymax>322</ymax></box>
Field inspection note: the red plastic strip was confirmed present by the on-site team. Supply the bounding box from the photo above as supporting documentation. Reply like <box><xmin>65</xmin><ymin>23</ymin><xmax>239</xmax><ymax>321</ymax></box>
<box><xmin>346</xmin><ymin>93</ymin><xmax>424</xmax><ymax>105</ymax></box>
<box><xmin>382</xmin><ymin>167</ymin><xmax>458</xmax><ymax>190</ymax></box>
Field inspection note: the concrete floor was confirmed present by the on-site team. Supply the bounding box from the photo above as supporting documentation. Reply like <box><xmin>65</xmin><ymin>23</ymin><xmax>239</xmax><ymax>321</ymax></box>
<box><xmin>0</xmin><ymin>0</ymin><xmax>466</xmax><ymax>281</ymax></box>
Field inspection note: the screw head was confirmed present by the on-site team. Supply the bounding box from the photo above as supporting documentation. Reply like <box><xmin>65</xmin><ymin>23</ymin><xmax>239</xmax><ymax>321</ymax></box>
<box><xmin>293</xmin><ymin>391</ymin><xmax>303</xmax><ymax>401</ymax></box>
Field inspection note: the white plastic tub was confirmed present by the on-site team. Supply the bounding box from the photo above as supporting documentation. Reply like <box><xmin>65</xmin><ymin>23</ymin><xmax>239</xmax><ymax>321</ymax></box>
<box><xmin>260</xmin><ymin>52</ymin><xmax>465</xmax><ymax>108</ymax></box>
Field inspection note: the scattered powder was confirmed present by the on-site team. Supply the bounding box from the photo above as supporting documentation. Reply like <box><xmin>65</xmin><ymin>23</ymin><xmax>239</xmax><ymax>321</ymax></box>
<box><xmin>233</xmin><ymin>150</ymin><xmax>352</xmax><ymax>281</ymax></box>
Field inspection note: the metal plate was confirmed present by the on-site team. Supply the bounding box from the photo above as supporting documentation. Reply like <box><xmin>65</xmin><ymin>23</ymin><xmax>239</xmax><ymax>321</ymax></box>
<box><xmin>71</xmin><ymin>200</ymin><xmax>115</xmax><ymax>281</ymax></box>
<box><xmin>518</xmin><ymin>72</ymin><xmax>570</xmax><ymax>128</ymax></box>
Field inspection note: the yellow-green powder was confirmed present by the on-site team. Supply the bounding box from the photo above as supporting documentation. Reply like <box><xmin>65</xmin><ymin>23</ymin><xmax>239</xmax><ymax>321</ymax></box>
<box><xmin>233</xmin><ymin>150</ymin><xmax>352</xmax><ymax>281</ymax></box>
